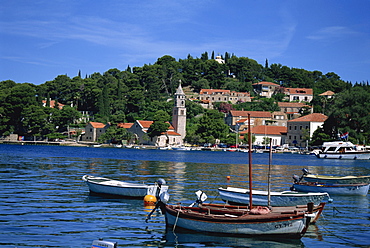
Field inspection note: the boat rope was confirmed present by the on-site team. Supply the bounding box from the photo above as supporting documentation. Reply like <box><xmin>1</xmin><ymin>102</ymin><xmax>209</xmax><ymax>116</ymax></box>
<box><xmin>173</xmin><ymin>207</ymin><xmax>181</xmax><ymax>232</ymax></box>
<box><xmin>318</xmin><ymin>209</ymin><xmax>358</xmax><ymax>246</ymax></box>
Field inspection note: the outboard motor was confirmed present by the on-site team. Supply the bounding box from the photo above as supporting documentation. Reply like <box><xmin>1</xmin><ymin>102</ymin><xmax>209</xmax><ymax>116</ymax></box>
<box><xmin>292</xmin><ymin>174</ymin><xmax>301</xmax><ymax>183</ymax></box>
<box><xmin>302</xmin><ymin>168</ymin><xmax>310</xmax><ymax>176</ymax></box>
<box><xmin>189</xmin><ymin>190</ymin><xmax>208</xmax><ymax>207</ymax></box>
<box><xmin>157</xmin><ymin>178</ymin><xmax>166</xmax><ymax>186</ymax></box>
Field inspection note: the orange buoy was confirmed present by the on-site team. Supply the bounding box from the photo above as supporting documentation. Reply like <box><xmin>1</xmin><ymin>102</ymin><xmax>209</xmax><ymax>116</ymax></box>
<box><xmin>143</xmin><ymin>195</ymin><xmax>157</xmax><ymax>206</ymax></box>
<box><xmin>227</xmin><ymin>176</ymin><xmax>230</xmax><ymax>181</ymax></box>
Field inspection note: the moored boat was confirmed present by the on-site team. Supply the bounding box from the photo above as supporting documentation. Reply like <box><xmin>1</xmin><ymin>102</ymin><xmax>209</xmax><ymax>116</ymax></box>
<box><xmin>303</xmin><ymin>174</ymin><xmax>370</xmax><ymax>184</ymax></box>
<box><xmin>147</xmin><ymin>114</ymin><xmax>326</xmax><ymax>238</ymax></box>
<box><xmin>316</xmin><ymin>141</ymin><xmax>370</xmax><ymax>160</ymax></box>
<box><xmin>82</xmin><ymin>175</ymin><xmax>168</xmax><ymax>198</ymax></box>
<box><xmin>291</xmin><ymin>182</ymin><xmax>369</xmax><ymax>196</ymax></box>
<box><xmin>171</xmin><ymin>146</ymin><xmax>192</xmax><ymax>151</ymax></box>
<box><xmin>291</xmin><ymin>169</ymin><xmax>370</xmax><ymax>196</ymax></box>
<box><xmin>150</xmin><ymin>191</ymin><xmax>325</xmax><ymax>238</ymax></box>
<box><xmin>218</xmin><ymin>187</ymin><xmax>330</xmax><ymax>207</ymax></box>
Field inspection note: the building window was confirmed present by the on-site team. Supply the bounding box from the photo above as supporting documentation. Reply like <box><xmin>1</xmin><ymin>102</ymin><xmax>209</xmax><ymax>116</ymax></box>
<box><xmin>294</xmin><ymin>126</ymin><xmax>297</xmax><ymax>130</ymax></box>
<box><xmin>300</xmin><ymin>126</ymin><xmax>302</xmax><ymax>130</ymax></box>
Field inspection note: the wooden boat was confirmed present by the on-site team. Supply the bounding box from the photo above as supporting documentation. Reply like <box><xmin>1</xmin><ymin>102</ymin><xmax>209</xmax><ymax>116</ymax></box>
<box><xmin>153</xmin><ymin>193</ymin><xmax>325</xmax><ymax>238</ymax></box>
<box><xmin>291</xmin><ymin>182</ymin><xmax>369</xmax><ymax>196</ymax></box>
<box><xmin>147</xmin><ymin>114</ymin><xmax>325</xmax><ymax>238</ymax></box>
<box><xmin>316</xmin><ymin>141</ymin><xmax>370</xmax><ymax>160</ymax></box>
<box><xmin>303</xmin><ymin>174</ymin><xmax>370</xmax><ymax>184</ymax></box>
<box><xmin>291</xmin><ymin>169</ymin><xmax>369</xmax><ymax>196</ymax></box>
<box><xmin>218</xmin><ymin>187</ymin><xmax>330</xmax><ymax>207</ymax></box>
<box><xmin>82</xmin><ymin>175</ymin><xmax>168</xmax><ymax>198</ymax></box>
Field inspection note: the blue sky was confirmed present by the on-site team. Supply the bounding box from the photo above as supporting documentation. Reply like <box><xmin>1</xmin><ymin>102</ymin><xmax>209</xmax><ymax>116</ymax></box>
<box><xmin>1</xmin><ymin>0</ymin><xmax>369</xmax><ymax>85</ymax></box>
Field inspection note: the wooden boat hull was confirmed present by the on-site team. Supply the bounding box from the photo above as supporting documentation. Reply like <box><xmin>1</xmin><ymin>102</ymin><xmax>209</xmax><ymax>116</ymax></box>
<box><xmin>218</xmin><ymin>187</ymin><xmax>329</xmax><ymax>207</ymax></box>
<box><xmin>303</xmin><ymin>174</ymin><xmax>370</xmax><ymax>184</ymax></box>
<box><xmin>161</xmin><ymin>203</ymin><xmax>325</xmax><ymax>237</ymax></box>
<box><xmin>82</xmin><ymin>175</ymin><xmax>168</xmax><ymax>198</ymax></box>
<box><xmin>292</xmin><ymin>182</ymin><xmax>369</xmax><ymax>196</ymax></box>
<box><xmin>162</xmin><ymin>204</ymin><xmax>320</xmax><ymax>238</ymax></box>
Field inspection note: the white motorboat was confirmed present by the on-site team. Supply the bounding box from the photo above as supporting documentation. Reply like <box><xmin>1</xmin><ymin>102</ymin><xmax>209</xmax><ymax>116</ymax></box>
<box><xmin>316</xmin><ymin>141</ymin><xmax>370</xmax><ymax>160</ymax></box>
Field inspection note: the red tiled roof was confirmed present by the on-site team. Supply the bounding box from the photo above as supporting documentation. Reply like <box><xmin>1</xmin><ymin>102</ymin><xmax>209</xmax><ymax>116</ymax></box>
<box><xmin>288</xmin><ymin>113</ymin><xmax>328</xmax><ymax>122</ymax></box>
<box><xmin>137</xmin><ymin>120</ymin><xmax>174</xmax><ymax>130</ymax></box>
<box><xmin>278</xmin><ymin>102</ymin><xmax>309</xmax><ymax>107</ymax></box>
<box><xmin>137</xmin><ymin>120</ymin><xmax>153</xmax><ymax>128</ymax></box>
<box><xmin>42</xmin><ymin>100</ymin><xmax>65</xmax><ymax>109</ymax></box>
<box><xmin>284</xmin><ymin>88</ymin><xmax>313</xmax><ymax>95</ymax></box>
<box><xmin>319</xmin><ymin>90</ymin><xmax>335</xmax><ymax>96</ymax></box>
<box><xmin>165</xmin><ymin>131</ymin><xmax>181</xmax><ymax>136</ymax></box>
<box><xmin>240</xmin><ymin>125</ymin><xmax>287</xmax><ymax>135</ymax></box>
<box><xmin>230</xmin><ymin>110</ymin><xmax>272</xmax><ymax>118</ymax></box>
<box><xmin>200</xmin><ymin>89</ymin><xmax>230</xmax><ymax>95</ymax></box>
<box><xmin>89</xmin><ymin>122</ymin><xmax>106</xmax><ymax>128</ymax></box>
<box><xmin>252</xmin><ymin>81</ymin><xmax>280</xmax><ymax>86</ymax></box>
<box><xmin>117</xmin><ymin>123</ymin><xmax>134</xmax><ymax>128</ymax></box>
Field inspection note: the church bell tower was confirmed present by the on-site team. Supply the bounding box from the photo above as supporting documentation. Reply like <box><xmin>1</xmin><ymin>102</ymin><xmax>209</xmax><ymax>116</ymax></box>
<box><xmin>172</xmin><ymin>82</ymin><xmax>186</xmax><ymax>140</ymax></box>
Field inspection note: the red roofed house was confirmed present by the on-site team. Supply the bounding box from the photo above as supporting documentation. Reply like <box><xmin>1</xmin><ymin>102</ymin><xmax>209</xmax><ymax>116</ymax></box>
<box><xmin>42</xmin><ymin>99</ymin><xmax>65</xmax><ymax>109</ymax></box>
<box><xmin>198</xmin><ymin>89</ymin><xmax>251</xmax><ymax>104</ymax></box>
<box><xmin>286</xmin><ymin>113</ymin><xmax>328</xmax><ymax>147</ymax></box>
<box><xmin>127</xmin><ymin>120</ymin><xmax>183</xmax><ymax>147</ymax></box>
<box><xmin>252</xmin><ymin>81</ymin><xmax>280</xmax><ymax>98</ymax></box>
<box><xmin>319</xmin><ymin>90</ymin><xmax>335</xmax><ymax>99</ymax></box>
<box><xmin>226</xmin><ymin>110</ymin><xmax>289</xmax><ymax>131</ymax></box>
<box><xmin>226</xmin><ymin>110</ymin><xmax>273</xmax><ymax>129</ymax></box>
<box><xmin>83</xmin><ymin>121</ymin><xmax>110</xmax><ymax>142</ymax></box>
<box><xmin>240</xmin><ymin>125</ymin><xmax>287</xmax><ymax>147</ymax></box>
<box><xmin>284</xmin><ymin>88</ymin><xmax>313</xmax><ymax>102</ymax></box>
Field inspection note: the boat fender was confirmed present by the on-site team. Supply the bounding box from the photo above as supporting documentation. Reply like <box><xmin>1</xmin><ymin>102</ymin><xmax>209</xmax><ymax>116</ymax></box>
<box><xmin>92</xmin><ymin>238</ymin><xmax>117</xmax><ymax>248</ymax></box>
<box><xmin>143</xmin><ymin>195</ymin><xmax>157</xmax><ymax>206</ymax></box>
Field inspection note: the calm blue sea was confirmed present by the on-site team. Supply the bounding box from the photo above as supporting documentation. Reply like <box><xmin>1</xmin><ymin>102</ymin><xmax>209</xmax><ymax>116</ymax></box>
<box><xmin>0</xmin><ymin>144</ymin><xmax>369</xmax><ymax>248</ymax></box>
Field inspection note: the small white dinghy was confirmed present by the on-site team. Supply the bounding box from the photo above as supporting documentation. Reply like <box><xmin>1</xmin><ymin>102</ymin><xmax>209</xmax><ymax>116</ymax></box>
<box><xmin>82</xmin><ymin>175</ymin><xmax>168</xmax><ymax>198</ymax></box>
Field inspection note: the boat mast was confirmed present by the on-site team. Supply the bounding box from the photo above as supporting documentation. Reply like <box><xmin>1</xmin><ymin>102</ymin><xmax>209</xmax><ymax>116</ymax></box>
<box><xmin>268</xmin><ymin>138</ymin><xmax>272</xmax><ymax>208</ymax></box>
<box><xmin>248</xmin><ymin>113</ymin><xmax>253</xmax><ymax>209</ymax></box>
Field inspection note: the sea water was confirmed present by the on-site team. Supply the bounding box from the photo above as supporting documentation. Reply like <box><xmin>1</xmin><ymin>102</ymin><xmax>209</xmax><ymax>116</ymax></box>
<box><xmin>0</xmin><ymin>144</ymin><xmax>369</xmax><ymax>247</ymax></box>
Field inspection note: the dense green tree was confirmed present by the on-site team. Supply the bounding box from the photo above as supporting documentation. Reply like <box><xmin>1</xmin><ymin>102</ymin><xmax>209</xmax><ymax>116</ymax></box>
<box><xmin>98</xmin><ymin>125</ymin><xmax>128</xmax><ymax>144</ymax></box>
<box><xmin>147</xmin><ymin>110</ymin><xmax>171</xmax><ymax>138</ymax></box>
<box><xmin>195</xmin><ymin>109</ymin><xmax>229</xmax><ymax>143</ymax></box>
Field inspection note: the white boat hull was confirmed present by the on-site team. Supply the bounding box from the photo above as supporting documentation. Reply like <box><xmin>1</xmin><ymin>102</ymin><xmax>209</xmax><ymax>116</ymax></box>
<box><xmin>292</xmin><ymin>183</ymin><xmax>369</xmax><ymax>196</ymax></box>
<box><xmin>317</xmin><ymin>153</ymin><xmax>370</xmax><ymax>160</ymax></box>
<box><xmin>218</xmin><ymin>187</ymin><xmax>329</xmax><ymax>207</ymax></box>
<box><xmin>82</xmin><ymin>175</ymin><xmax>168</xmax><ymax>197</ymax></box>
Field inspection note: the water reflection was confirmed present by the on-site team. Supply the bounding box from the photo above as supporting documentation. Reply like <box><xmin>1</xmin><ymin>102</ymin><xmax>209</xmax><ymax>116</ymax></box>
<box><xmin>162</xmin><ymin>228</ymin><xmax>304</xmax><ymax>248</ymax></box>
